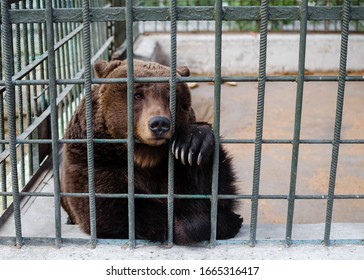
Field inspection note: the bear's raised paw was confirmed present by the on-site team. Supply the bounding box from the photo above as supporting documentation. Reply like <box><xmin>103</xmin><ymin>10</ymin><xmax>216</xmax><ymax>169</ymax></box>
<box><xmin>172</xmin><ymin>123</ymin><xmax>215</xmax><ymax>166</ymax></box>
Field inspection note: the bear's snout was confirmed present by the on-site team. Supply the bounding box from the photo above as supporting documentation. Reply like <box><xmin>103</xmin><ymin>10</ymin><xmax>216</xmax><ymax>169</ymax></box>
<box><xmin>149</xmin><ymin>116</ymin><xmax>171</xmax><ymax>137</ymax></box>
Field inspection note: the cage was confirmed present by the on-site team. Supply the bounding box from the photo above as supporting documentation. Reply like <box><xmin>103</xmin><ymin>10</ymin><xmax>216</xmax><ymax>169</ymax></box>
<box><xmin>0</xmin><ymin>0</ymin><xmax>364</xmax><ymax>249</ymax></box>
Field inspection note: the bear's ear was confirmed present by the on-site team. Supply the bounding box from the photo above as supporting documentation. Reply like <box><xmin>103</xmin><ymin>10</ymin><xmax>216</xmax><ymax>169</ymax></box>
<box><xmin>93</xmin><ymin>60</ymin><xmax>109</xmax><ymax>78</ymax></box>
<box><xmin>93</xmin><ymin>60</ymin><xmax>124</xmax><ymax>78</ymax></box>
<box><xmin>177</xmin><ymin>66</ymin><xmax>190</xmax><ymax>77</ymax></box>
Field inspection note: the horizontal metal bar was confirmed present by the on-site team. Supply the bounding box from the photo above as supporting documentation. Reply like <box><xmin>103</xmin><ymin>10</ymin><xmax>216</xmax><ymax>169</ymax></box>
<box><xmin>4</xmin><ymin>6</ymin><xmax>364</xmax><ymax>24</ymax></box>
<box><xmin>2</xmin><ymin>75</ymin><xmax>364</xmax><ymax>86</ymax></box>
<box><xmin>61</xmin><ymin>139</ymin><xmax>129</xmax><ymax>144</ymax></box>
<box><xmin>0</xmin><ymin>237</ymin><xmax>94</xmax><ymax>246</ymax></box>
<box><xmin>0</xmin><ymin>138</ymin><xmax>364</xmax><ymax>146</ymax></box>
<box><xmin>215</xmin><ymin>238</ymin><xmax>364</xmax><ymax>246</ymax></box>
<box><xmin>1</xmin><ymin>192</ymin><xmax>363</xmax><ymax>200</ymax></box>
<box><xmin>0</xmin><ymin>236</ymin><xmax>362</xmax><ymax>247</ymax></box>
<box><xmin>222</xmin><ymin>139</ymin><xmax>364</xmax><ymax>144</ymax></box>
<box><xmin>0</xmin><ymin>138</ymin><xmax>363</xmax><ymax>146</ymax></box>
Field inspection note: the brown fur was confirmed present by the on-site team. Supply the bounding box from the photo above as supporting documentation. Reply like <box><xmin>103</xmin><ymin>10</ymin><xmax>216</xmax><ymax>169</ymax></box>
<box><xmin>61</xmin><ymin>59</ymin><xmax>242</xmax><ymax>244</ymax></box>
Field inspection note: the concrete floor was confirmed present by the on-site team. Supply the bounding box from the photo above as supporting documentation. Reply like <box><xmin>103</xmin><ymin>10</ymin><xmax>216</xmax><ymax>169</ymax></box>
<box><xmin>191</xmin><ymin>81</ymin><xmax>364</xmax><ymax>225</ymax></box>
<box><xmin>1</xmin><ymin>242</ymin><xmax>364</xmax><ymax>260</ymax></box>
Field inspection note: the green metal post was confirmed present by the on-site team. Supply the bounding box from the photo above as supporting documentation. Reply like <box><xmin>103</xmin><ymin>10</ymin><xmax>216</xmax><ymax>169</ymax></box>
<box><xmin>82</xmin><ymin>0</ymin><xmax>97</xmax><ymax>248</ymax></box>
<box><xmin>126</xmin><ymin>0</ymin><xmax>136</xmax><ymax>249</ymax></box>
<box><xmin>1</xmin><ymin>0</ymin><xmax>23</xmax><ymax>248</ymax></box>
<box><xmin>167</xmin><ymin>0</ymin><xmax>177</xmax><ymax>247</ymax></box>
<box><xmin>210</xmin><ymin>0</ymin><xmax>223</xmax><ymax>248</ymax></box>
<box><xmin>249</xmin><ymin>0</ymin><xmax>268</xmax><ymax>247</ymax></box>
<box><xmin>324</xmin><ymin>0</ymin><xmax>351</xmax><ymax>247</ymax></box>
<box><xmin>285</xmin><ymin>0</ymin><xmax>308</xmax><ymax>247</ymax></box>
<box><xmin>45</xmin><ymin>0</ymin><xmax>62</xmax><ymax>248</ymax></box>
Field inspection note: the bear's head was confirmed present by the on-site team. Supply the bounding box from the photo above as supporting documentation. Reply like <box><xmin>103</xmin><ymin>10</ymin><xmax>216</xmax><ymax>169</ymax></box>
<box><xmin>93</xmin><ymin>59</ymin><xmax>195</xmax><ymax>167</ymax></box>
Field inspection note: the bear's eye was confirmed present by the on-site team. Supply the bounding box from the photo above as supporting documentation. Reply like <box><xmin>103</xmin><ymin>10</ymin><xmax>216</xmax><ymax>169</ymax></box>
<box><xmin>134</xmin><ymin>93</ymin><xmax>144</xmax><ymax>100</ymax></box>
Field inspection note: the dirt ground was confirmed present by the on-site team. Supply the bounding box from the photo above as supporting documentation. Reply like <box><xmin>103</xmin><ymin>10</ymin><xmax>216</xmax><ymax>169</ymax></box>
<box><xmin>190</xmin><ymin>79</ymin><xmax>364</xmax><ymax>224</ymax></box>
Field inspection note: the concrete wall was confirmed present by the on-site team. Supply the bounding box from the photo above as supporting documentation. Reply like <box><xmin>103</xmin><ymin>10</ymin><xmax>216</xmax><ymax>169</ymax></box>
<box><xmin>134</xmin><ymin>33</ymin><xmax>364</xmax><ymax>75</ymax></box>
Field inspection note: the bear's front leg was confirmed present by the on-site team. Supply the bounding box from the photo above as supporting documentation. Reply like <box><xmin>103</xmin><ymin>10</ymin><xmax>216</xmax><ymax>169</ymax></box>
<box><xmin>172</xmin><ymin>122</ymin><xmax>215</xmax><ymax>166</ymax></box>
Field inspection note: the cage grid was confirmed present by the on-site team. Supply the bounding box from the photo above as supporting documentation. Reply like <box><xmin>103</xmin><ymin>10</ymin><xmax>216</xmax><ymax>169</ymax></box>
<box><xmin>0</xmin><ymin>0</ymin><xmax>364</xmax><ymax>249</ymax></box>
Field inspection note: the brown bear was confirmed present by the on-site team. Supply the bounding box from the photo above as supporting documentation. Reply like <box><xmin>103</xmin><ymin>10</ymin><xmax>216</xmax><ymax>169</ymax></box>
<box><xmin>60</xmin><ymin>59</ymin><xmax>242</xmax><ymax>244</ymax></box>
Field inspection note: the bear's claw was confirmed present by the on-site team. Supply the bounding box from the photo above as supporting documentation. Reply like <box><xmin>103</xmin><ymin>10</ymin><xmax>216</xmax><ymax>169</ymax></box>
<box><xmin>171</xmin><ymin>123</ymin><xmax>215</xmax><ymax>166</ymax></box>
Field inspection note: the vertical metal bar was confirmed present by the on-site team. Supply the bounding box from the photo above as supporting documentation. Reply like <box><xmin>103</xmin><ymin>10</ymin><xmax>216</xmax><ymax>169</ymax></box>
<box><xmin>113</xmin><ymin>0</ymin><xmax>126</xmax><ymax>53</ymax></box>
<box><xmin>75</xmin><ymin>24</ymin><xmax>82</xmax><ymax>107</ymax></box>
<box><xmin>167</xmin><ymin>0</ymin><xmax>177</xmax><ymax>247</ymax></box>
<box><xmin>37</xmin><ymin>0</ymin><xmax>46</xmax><ymax>113</ymax></box>
<box><xmin>324</xmin><ymin>0</ymin><xmax>351</xmax><ymax>247</ymax></box>
<box><xmin>126</xmin><ymin>0</ymin><xmax>135</xmax><ymax>249</ymax></box>
<box><xmin>70</xmin><ymin>23</ymin><xmax>78</xmax><ymax>112</ymax></box>
<box><xmin>29</xmin><ymin>1</ymin><xmax>38</xmax><ymax>172</ymax></box>
<box><xmin>43</xmin><ymin>0</ymin><xmax>48</xmax><ymax>52</ymax></box>
<box><xmin>22</xmin><ymin>0</ymin><xmax>34</xmax><ymax>177</ymax></box>
<box><xmin>59</xmin><ymin>1</ymin><xmax>67</xmax><ymax>85</ymax></box>
<box><xmin>0</xmin><ymin>3</ymin><xmax>7</xmax><ymax>211</ymax></box>
<box><xmin>82</xmin><ymin>0</ymin><xmax>97</xmax><ymax>247</ymax></box>
<box><xmin>54</xmin><ymin>1</ymin><xmax>61</xmax><ymax>90</ymax></box>
<box><xmin>59</xmin><ymin>0</ymin><xmax>68</xmax><ymax>129</ymax></box>
<box><xmin>42</xmin><ymin>0</ymin><xmax>50</xmax><ymax>108</ymax></box>
<box><xmin>285</xmin><ymin>0</ymin><xmax>308</xmax><ymax>247</ymax></box>
<box><xmin>1</xmin><ymin>0</ymin><xmax>23</xmax><ymax>248</ymax></box>
<box><xmin>45</xmin><ymin>0</ymin><xmax>62</xmax><ymax>248</ymax></box>
<box><xmin>15</xmin><ymin>1</ymin><xmax>26</xmax><ymax>189</ymax></box>
<box><xmin>62</xmin><ymin>0</ymin><xmax>70</xmax><ymax>122</ymax></box>
<box><xmin>210</xmin><ymin>0</ymin><xmax>223</xmax><ymax>248</ymax></box>
<box><xmin>91</xmin><ymin>0</ymin><xmax>97</xmax><ymax>56</ymax></box>
<box><xmin>69</xmin><ymin>0</ymin><xmax>78</xmax><ymax>110</ymax></box>
<box><xmin>77</xmin><ymin>0</ymin><xmax>83</xmax><ymax>106</ymax></box>
<box><xmin>249</xmin><ymin>0</ymin><xmax>268</xmax><ymax>247</ymax></box>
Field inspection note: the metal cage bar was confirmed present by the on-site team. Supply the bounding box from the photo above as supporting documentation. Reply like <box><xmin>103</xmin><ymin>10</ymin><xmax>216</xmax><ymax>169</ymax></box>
<box><xmin>0</xmin><ymin>2</ymin><xmax>7</xmax><ymax>213</ymax></box>
<box><xmin>125</xmin><ymin>0</ymin><xmax>136</xmax><ymax>249</ymax></box>
<box><xmin>82</xmin><ymin>0</ymin><xmax>97</xmax><ymax>248</ymax></box>
<box><xmin>1</xmin><ymin>74</ymin><xmax>364</xmax><ymax>89</ymax></box>
<box><xmin>167</xmin><ymin>0</ymin><xmax>177</xmax><ymax>247</ymax></box>
<box><xmin>45</xmin><ymin>0</ymin><xmax>62</xmax><ymax>248</ymax></box>
<box><xmin>3</xmin><ymin>6</ymin><xmax>364</xmax><ymax>23</ymax></box>
<box><xmin>1</xmin><ymin>0</ymin><xmax>23</xmax><ymax>248</ymax></box>
<box><xmin>285</xmin><ymin>0</ymin><xmax>308</xmax><ymax>247</ymax></box>
<box><xmin>209</xmin><ymin>0</ymin><xmax>224</xmax><ymax>248</ymax></box>
<box><xmin>2</xmin><ymin>191</ymin><xmax>364</xmax><ymax>200</ymax></box>
<box><xmin>324</xmin><ymin>0</ymin><xmax>351</xmax><ymax>247</ymax></box>
<box><xmin>15</xmin><ymin>1</ymin><xmax>26</xmax><ymax>190</ymax></box>
<box><xmin>249</xmin><ymin>0</ymin><xmax>268</xmax><ymax>247</ymax></box>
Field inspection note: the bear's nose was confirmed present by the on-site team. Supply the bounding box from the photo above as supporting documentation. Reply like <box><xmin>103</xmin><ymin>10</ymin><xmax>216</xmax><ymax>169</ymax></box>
<box><xmin>149</xmin><ymin>116</ymin><xmax>171</xmax><ymax>137</ymax></box>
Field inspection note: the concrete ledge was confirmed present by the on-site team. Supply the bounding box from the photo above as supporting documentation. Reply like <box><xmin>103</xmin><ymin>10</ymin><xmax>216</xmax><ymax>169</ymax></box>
<box><xmin>1</xmin><ymin>242</ymin><xmax>364</xmax><ymax>260</ymax></box>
